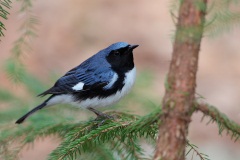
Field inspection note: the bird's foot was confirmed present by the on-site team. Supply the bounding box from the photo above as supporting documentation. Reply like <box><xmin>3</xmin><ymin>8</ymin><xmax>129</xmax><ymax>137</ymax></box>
<box><xmin>88</xmin><ymin>107</ymin><xmax>114</xmax><ymax>126</ymax></box>
<box><xmin>95</xmin><ymin>113</ymin><xmax>114</xmax><ymax>121</ymax></box>
<box><xmin>94</xmin><ymin>113</ymin><xmax>114</xmax><ymax>127</ymax></box>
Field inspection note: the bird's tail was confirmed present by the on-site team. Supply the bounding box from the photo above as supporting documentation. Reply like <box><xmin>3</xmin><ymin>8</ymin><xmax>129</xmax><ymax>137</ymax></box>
<box><xmin>15</xmin><ymin>102</ymin><xmax>47</xmax><ymax>124</ymax></box>
<box><xmin>15</xmin><ymin>95</ymin><xmax>55</xmax><ymax>124</ymax></box>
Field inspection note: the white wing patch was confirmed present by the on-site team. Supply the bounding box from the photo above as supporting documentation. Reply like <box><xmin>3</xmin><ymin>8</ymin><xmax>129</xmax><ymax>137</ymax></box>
<box><xmin>72</xmin><ymin>82</ymin><xmax>84</xmax><ymax>91</ymax></box>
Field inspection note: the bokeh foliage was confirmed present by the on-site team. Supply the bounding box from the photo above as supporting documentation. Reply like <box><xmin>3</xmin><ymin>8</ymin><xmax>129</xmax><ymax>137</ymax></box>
<box><xmin>169</xmin><ymin>0</ymin><xmax>240</xmax><ymax>37</ymax></box>
<box><xmin>0</xmin><ymin>0</ymin><xmax>12</xmax><ymax>40</ymax></box>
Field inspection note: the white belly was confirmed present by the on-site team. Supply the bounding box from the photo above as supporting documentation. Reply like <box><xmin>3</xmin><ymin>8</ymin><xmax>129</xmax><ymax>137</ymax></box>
<box><xmin>46</xmin><ymin>67</ymin><xmax>136</xmax><ymax>109</ymax></box>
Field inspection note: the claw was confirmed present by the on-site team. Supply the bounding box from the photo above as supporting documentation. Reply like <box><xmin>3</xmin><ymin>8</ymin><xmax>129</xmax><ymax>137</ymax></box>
<box><xmin>95</xmin><ymin>113</ymin><xmax>114</xmax><ymax>120</ymax></box>
<box><xmin>88</xmin><ymin>107</ymin><xmax>114</xmax><ymax>126</ymax></box>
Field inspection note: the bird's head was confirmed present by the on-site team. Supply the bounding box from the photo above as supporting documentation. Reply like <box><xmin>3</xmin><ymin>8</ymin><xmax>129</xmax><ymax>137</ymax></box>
<box><xmin>105</xmin><ymin>42</ymin><xmax>139</xmax><ymax>73</ymax></box>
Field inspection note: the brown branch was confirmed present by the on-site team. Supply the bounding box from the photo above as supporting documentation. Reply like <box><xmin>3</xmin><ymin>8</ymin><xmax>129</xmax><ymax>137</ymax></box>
<box><xmin>154</xmin><ymin>0</ymin><xmax>207</xmax><ymax>160</ymax></box>
<box><xmin>186</xmin><ymin>141</ymin><xmax>206</xmax><ymax>160</ymax></box>
<box><xmin>195</xmin><ymin>103</ymin><xmax>240</xmax><ymax>137</ymax></box>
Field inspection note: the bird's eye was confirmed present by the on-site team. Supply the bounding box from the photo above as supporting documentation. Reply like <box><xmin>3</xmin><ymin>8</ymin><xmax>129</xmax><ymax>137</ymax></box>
<box><xmin>113</xmin><ymin>51</ymin><xmax>120</xmax><ymax>56</ymax></box>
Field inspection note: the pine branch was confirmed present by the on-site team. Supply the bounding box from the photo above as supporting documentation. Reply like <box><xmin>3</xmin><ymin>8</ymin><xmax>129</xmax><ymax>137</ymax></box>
<box><xmin>205</xmin><ymin>0</ymin><xmax>240</xmax><ymax>37</ymax></box>
<box><xmin>0</xmin><ymin>140</ymin><xmax>22</xmax><ymax>160</ymax></box>
<box><xmin>113</xmin><ymin>136</ymin><xmax>146</xmax><ymax>160</ymax></box>
<box><xmin>186</xmin><ymin>141</ymin><xmax>210</xmax><ymax>160</ymax></box>
<box><xmin>90</xmin><ymin>145</ymin><xmax>116</xmax><ymax>160</ymax></box>
<box><xmin>195</xmin><ymin>102</ymin><xmax>240</xmax><ymax>141</ymax></box>
<box><xmin>49</xmin><ymin>109</ymin><xmax>161</xmax><ymax>160</ymax></box>
<box><xmin>5</xmin><ymin>0</ymin><xmax>38</xmax><ymax>83</ymax></box>
<box><xmin>0</xmin><ymin>121</ymin><xmax>77</xmax><ymax>159</ymax></box>
<box><xmin>0</xmin><ymin>0</ymin><xmax>12</xmax><ymax>40</ymax></box>
<box><xmin>49</xmin><ymin>120</ymin><xmax>134</xmax><ymax>160</ymax></box>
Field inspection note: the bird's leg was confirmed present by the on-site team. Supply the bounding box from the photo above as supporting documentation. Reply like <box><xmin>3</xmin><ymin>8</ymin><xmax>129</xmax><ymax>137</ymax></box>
<box><xmin>88</xmin><ymin>107</ymin><xmax>113</xmax><ymax>120</ymax></box>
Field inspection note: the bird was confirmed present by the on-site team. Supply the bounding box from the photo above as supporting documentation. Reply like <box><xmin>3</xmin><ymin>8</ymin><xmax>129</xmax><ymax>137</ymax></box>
<box><xmin>16</xmin><ymin>42</ymin><xmax>139</xmax><ymax>124</ymax></box>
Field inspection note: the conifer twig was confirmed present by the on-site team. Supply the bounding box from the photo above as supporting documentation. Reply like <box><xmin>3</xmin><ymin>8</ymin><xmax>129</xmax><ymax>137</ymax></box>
<box><xmin>0</xmin><ymin>0</ymin><xmax>12</xmax><ymax>40</ymax></box>
<box><xmin>5</xmin><ymin>0</ymin><xmax>38</xmax><ymax>83</ymax></box>
<box><xmin>49</xmin><ymin>110</ymin><xmax>161</xmax><ymax>160</ymax></box>
<box><xmin>195</xmin><ymin>103</ymin><xmax>240</xmax><ymax>140</ymax></box>
<box><xmin>186</xmin><ymin>141</ymin><xmax>210</xmax><ymax>160</ymax></box>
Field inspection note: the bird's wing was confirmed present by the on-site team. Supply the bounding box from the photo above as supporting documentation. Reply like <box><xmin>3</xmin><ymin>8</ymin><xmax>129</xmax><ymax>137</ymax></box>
<box><xmin>38</xmin><ymin>62</ymin><xmax>115</xmax><ymax>96</ymax></box>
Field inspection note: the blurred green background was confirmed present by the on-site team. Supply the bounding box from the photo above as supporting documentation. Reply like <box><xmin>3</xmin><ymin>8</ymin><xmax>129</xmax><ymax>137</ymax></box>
<box><xmin>1</xmin><ymin>0</ymin><xmax>240</xmax><ymax>159</ymax></box>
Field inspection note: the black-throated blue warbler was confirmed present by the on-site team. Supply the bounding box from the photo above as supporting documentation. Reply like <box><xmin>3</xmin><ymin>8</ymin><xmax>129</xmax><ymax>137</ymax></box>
<box><xmin>16</xmin><ymin>42</ymin><xmax>138</xmax><ymax>124</ymax></box>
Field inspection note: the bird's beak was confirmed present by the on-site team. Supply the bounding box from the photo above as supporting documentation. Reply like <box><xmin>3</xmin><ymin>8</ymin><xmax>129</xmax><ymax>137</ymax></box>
<box><xmin>129</xmin><ymin>44</ymin><xmax>139</xmax><ymax>50</ymax></box>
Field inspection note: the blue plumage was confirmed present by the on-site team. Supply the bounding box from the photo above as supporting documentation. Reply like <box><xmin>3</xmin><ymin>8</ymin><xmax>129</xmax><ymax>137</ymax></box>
<box><xmin>39</xmin><ymin>59</ymin><xmax>114</xmax><ymax>95</ymax></box>
<box><xmin>103</xmin><ymin>42</ymin><xmax>129</xmax><ymax>52</ymax></box>
<box><xmin>38</xmin><ymin>42</ymin><xmax>128</xmax><ymax>95</ymax></box>
<box><xmin>16</xmin><ymin>42</ymin><xmax>139</xmax><ymax>124</ymax></box>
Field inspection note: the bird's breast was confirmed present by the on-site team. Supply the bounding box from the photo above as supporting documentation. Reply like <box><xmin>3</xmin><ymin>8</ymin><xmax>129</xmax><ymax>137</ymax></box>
<box><xmin>118</xmin><ymin>67</ymin><xmax>136</xmax><ymax>99</ymax></box>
